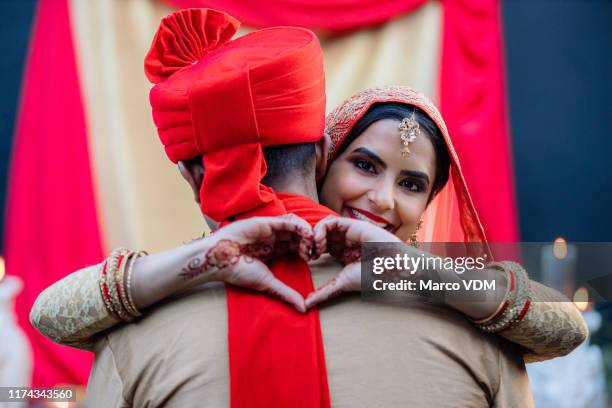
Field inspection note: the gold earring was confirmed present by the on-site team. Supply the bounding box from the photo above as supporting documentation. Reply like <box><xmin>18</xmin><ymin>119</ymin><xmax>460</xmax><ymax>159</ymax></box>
<box><xmin>409</xmin><ymin>219</ymin><xmax>423</xmax><ymax>247</ymax></box>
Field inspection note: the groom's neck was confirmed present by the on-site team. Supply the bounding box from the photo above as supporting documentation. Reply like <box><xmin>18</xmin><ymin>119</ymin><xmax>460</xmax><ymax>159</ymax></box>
<box><xmin>267</xmin><ymin>174</ymin><xmax>319</xmax><ymax>203</ymax></box>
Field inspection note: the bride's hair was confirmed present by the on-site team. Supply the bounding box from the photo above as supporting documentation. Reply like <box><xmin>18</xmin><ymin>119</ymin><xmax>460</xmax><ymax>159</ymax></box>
<box><xmin>334</xmin><ymin>103</ymin><xmax>451</xmax><ymax>201</ymax></box>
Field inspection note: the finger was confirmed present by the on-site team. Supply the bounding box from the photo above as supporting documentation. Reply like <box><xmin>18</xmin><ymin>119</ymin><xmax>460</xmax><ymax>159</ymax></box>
<box><xmin>274</xmin><ymin>230</ymin><xmax>295</xmax><ymax>243</ymax></box>
<box><xmin>246</xmin><ymin>215</ymin><xmax>306</xmax><ymax>243</ymax></box>
<box><xmin>260</xmin><ymin>275</ymin><xmax>306</xmax><ymax>314</ymax></box>
<box><xmin>271</xmin><ymin>225</ymin><xmax>312</xmax><ymax>260</ymax></box>
<box><xmin>314</xmin><ymin>216</ymin><xmax>351</xmax><ymax>245</ymax></box>
<box><xmin>313</xmin><ymin>216</ymin><xmax>338</xmax><ymax>242</ymax></box>
<box><xmin>304</xmin><ymin>277</ymin><xmax>345</xmax><ymax>309</ymax></box>
<box><xmin>342</xmin><ymin>246</ymin><xmax>363</xmax><ymax>264</ymax></box>
<box><xmin>271</xmin><ymin>213</ymin><xmax>313</xmax><ymax>240</ymax></box>
<box><xmin>273</xmin><ymin>215</ymin><xmax>315</xmax><ymax>258</ymax></box>
<box><xmin>280</xmin><ymin>213</ymin><xmax>315</xmax><ymax>258</ymax></box>
<box><xmin>313</xmin><ymin>216</ymin><xmax>341</xmax><ymax>256</ymax></box>
<box><xmin>330</xmin><ymin>241</ymin><xmax>349</xmax><ymax>259</ymax></box>
<box><xmin>298</xmin><ymin>238</ymin><xmax>313</xmax><ymax>261</ymax></box>
<box><xmin>304</xmin><ymin>240</ymin><xmax>320</xmax><ymax>261</ymax></box>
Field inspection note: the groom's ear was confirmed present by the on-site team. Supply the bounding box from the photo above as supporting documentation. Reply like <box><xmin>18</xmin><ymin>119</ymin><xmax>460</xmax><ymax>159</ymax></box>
<box><xmin>315</xmin><ymin>132</ymin><xmax>331</xmax><ymax>183</ymax></box>
<box><xmin>178</xmin><ymin>158</ymin><xmax>205</xmax><ymax>204</ymax></box>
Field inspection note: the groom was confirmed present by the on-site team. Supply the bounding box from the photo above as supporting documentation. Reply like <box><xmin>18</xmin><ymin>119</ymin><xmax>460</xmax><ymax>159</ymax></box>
<box><xmin>86</xmin><ymin>9</ymin><xmax>533</xmax><ymax>408</ymax></box>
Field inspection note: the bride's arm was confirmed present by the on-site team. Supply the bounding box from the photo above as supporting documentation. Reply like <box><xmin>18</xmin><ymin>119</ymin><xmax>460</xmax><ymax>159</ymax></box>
<box><xmin>307</xmin><ymin>216</ymin><xmax>588</xmax><ymax>363</ymax></box>
<box><xmin>498</xmin><ymin>280</ymin><xmax>588</xmax><ymax>363</ymax></box>
<box><xmin>30</xmin><ymin>215</ymin><xmax>313</xmax><ymax>350</ymax></box>
<box><xmin>29</xmin><ymin>237</ymin><xmax>228</xmax><ymax>350</ymax></box>
<box><xmin>30</xmin><ymin>263</ymin><xmax>120</xmax><ymax>350</ymax></box>
<box><xmin>436</xmin><ymin>261</ymin><xmax>588</xmax><ymax>362</ymax></box>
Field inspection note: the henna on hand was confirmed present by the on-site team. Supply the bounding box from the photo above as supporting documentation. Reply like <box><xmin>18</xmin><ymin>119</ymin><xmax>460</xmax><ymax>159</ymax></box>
<box><xmin>241</xmin><ymin>240</ymin><xmax>274</xmax><ymax>261</ymax></box>
<box><xmin>179</xmin><ymin>239</ymin><xmax>282</xmax><ymax>281</ymax></box>
<box><xmin>179</xmin><ymin>239</ymin><xmax>242</xmax><ymax>280</ymax></box>
<box><xmin>341</xmin><ymin>245</ymin><xmax>362</xmax><ymax>264</ymax></box>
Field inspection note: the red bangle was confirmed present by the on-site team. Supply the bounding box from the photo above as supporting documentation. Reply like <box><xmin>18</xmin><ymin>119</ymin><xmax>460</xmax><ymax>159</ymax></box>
<box><xmin>100</xmin><ymin>260</ymin><xmax>120</xmax><ymax>320</ymax></box>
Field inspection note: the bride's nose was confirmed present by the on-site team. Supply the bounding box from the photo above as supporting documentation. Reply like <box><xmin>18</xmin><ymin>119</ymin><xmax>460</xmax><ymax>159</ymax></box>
<box><xmin>367</xmin><ymin>180</ymin><xmax>395</xmax><ymax>212</ymax></box>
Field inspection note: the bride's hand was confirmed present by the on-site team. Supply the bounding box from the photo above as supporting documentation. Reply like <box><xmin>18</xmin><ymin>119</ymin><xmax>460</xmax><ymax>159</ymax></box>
<box><xmin>311</xmin><ymin>215</ymin><xmax>401</xmax><ymax>262</ymax></box>
<box><xmin>305</xmin><ymin>216</ymin><xmax>400</xmax><ymax>309</ymax></box>
<box><xmin>212</xmin><ymin>213</ymin><xmax>314</xmax><ymax>261</ymax></box>
<box><xmin>202</xmin><ymin>214</ymin><xmax>314</xmax><ymax>312</ymax></box>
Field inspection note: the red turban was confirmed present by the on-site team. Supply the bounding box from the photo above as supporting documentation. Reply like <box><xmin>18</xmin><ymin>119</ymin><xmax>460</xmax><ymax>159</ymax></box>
<box><xmin>145</xmin><ymin>8</ymin><xmax>326</xmax><ymax>221</ymax></box>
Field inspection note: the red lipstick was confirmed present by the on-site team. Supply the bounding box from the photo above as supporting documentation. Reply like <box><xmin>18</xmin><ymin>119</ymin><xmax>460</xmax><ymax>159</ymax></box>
<box><xmin>346</xmin><ymin>206</ymin><xmax>394</xmax><ymax>226</ymax></box>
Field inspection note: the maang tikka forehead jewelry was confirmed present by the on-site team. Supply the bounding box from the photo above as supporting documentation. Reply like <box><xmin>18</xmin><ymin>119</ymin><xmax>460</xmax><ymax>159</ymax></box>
<box><xmin>398</xmin><ymin>109</ymin><xmax>421</xmax><ymax>157</ymax></box>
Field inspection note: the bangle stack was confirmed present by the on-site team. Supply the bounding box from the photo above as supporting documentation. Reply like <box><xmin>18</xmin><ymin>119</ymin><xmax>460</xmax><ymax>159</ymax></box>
<box><xmin>474</xmin><ymin>261</ymin><xmax>531</xmax><ymax>333</ymax></box>
<box><xmin>99</xmin><ymin>248</ymin><xmax>147</xmax><ymax>322</ymax></box>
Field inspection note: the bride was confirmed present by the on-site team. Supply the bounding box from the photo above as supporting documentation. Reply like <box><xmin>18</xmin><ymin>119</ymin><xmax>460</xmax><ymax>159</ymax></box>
<box><xmin>31</xmin><ymin>85</ymin><xmax>587</xmax><ymax>363</ymax></box>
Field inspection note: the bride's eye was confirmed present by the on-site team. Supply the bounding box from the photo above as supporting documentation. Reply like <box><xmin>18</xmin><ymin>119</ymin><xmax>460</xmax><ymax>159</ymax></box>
<box><xmin>352</xmin><ymin>158</ymin><xmax>376</xmax><ymax>174</ymax></box>
<box><xmin>399</xmin><ymin>179</ymin><xmax>424</xmax><ymax>192</ymax></box>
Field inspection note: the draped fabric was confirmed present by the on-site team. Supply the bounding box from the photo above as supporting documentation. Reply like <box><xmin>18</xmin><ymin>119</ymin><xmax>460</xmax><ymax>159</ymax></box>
<box><xmin>440</xmin><ymin>0</ymin><xmax>518</xmax><ymax>243</ymax></box>
<box><xmin>226</xmin><ymin>194</ymin><xmax>336</xmax><ymax>408</ymax></box>
<box><xmin>5</xmin><ymin>0</ymin><xmax>100</xmax><ymax>386</ymax></box>
<box><xmin>69</xmin><ymin>0</ymin><xmax>192</xmax><ymax>254</ymax></box>
<box><xmin>163</xmin><ymin>0</ymin><xmax>428</xmax><ymax>32</ymax></box>
<box><xmin>7</xmin><ymin>0</ymin><xmax>516</xmax><ymax>387</ymax></box>
<box><xmin>69</xmin><ymin>0</ymin><xmax>441</xmax><ymax>256</ymax></box>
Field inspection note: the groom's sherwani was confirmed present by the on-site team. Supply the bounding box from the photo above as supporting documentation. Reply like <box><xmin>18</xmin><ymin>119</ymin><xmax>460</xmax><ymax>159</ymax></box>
<box><xmin>86</xmin><ymin>255</ymin><xmax>534</xmax><ymax>407</ymax></box>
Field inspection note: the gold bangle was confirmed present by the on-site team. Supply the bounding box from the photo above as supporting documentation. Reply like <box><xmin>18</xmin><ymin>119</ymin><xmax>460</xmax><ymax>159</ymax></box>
<box><xmin>124</xmin><ymin>251</ymin><xmax>147</xmax><ymax>317</ymax></box>
<box><xmin>99</xmin><ymin>260</ymin><xmax>119</xmax><ymax>319</ymax></box>
<box><xmin>117</xmin><ymin>252</ymin><xmax>133</xmax><ymax>317</ymax></box>
<box><xmin>107</xmin><ymin>248</ymin><xmax>132</xmax><ymax>322</ymax></box>
<box><xmin>476</xmin><ymin>261</ymin><xmax>530</xmax><ymax>332</ymax></box>
<box><xmin>105</xmin><ymin>249</ymin><xmax>122</xmax><ymax>317</ymax></box>
<box><xmin>115</xmin><ymin>250</ymin><xmax>134</xmax><ymax>322</ymax></box>
<box><xmin>501</xmin><ymin>261</ymin><xmax>531</xmax><ymax>331</ymax></box>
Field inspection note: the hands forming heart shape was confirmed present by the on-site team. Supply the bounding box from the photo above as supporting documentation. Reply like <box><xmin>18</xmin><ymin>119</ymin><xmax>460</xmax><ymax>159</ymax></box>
<box><xmin>209</xmin><ymin>214</ymin><xmax>401</xmax><ymax>313</ymax></box>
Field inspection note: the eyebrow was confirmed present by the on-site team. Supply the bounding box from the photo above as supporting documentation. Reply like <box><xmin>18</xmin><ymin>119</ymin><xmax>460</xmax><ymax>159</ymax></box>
<box><xmin>351</xmin><ymin>147</ymin><xmax>386</xmax><ymax>169</ymax></box>
<box><xmin>400</xmin><ymin>170</ymin><xmax>430</xmax><ymax>185</ymax></box>
<box><xmin>350</xmin><ymin>146</ymin><xmax>430</xmax><ymax>184</ymax></box>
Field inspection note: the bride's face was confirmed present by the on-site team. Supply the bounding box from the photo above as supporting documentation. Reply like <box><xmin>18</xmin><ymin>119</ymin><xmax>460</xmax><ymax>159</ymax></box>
<box><xmin>319</xmin><ymin>119</ymin><xmax>437</xmax><ymax>241</ymax></box>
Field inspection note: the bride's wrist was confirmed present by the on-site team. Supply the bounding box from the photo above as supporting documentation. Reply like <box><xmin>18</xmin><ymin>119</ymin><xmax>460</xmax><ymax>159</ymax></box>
<box><xmin>442</xmin><ymin>268</ymin><xmax>508</xmax><ymax>320</ymax></box>
<box><xmin>177</xmin><ymin>235</ymin><xmax>230</xmax><ymax>283</ymax></box>
<box><xmin>186</xmin><ymin>236</ymin><xmax>276</xmax><ymax>283</ymax></box>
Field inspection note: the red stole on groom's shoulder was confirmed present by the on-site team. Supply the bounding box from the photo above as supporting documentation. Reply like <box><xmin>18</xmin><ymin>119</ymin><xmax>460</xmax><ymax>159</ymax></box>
<box><xmin>224</xmin><ymin>193</ymin><xmax>336</xmax><ymax>408</ymax></box>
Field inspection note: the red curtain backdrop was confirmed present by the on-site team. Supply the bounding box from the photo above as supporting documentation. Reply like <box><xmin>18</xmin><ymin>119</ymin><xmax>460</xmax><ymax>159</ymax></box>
<box><xmin>7</xmin><ymin>0</ymin><xmax>517</xmax><ymax>387</ymax></box>
<box><xmin>440</xmin><ymin>0</ymin><xmax>518</xmax><ymax>242</ymax></box>
<box><xmin>5</xmin><ymin>0</ymin><xmax>102</xmax><ymax>386</ymax></box>
<box><xmin>164</xmin><ymin>0</ymin><xmax>428</xmax><ymax>32</ymax></box>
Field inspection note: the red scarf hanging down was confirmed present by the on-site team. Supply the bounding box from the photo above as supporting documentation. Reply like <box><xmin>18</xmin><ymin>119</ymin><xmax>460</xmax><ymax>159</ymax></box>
<box><xmin>225</xmin><ymin>193</ymin><xmax>336</xmax><ymax>408</ymax></box>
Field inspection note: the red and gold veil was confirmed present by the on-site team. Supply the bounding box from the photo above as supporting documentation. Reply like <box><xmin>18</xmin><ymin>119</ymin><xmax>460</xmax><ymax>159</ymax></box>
<box><xmin>324</xmin><ymin>86</ymin><xmax>489</xmax><ymax>246</ymax></box>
